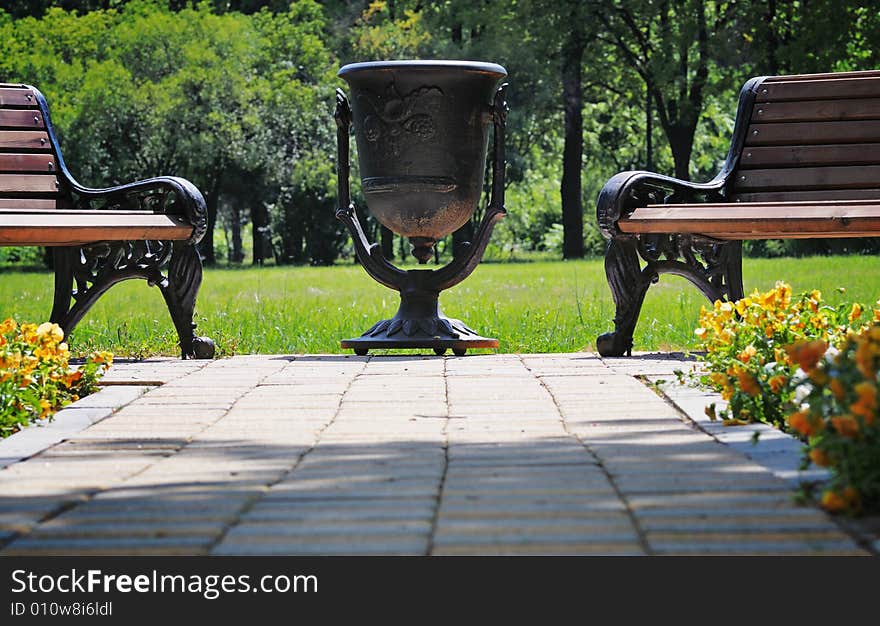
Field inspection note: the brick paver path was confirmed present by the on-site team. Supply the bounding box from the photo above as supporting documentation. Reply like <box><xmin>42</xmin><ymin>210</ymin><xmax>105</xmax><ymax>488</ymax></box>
<box><xmin>0</xmin><ymin>354</ymin><xmax>866</xmax><ymax>555</ymax></box>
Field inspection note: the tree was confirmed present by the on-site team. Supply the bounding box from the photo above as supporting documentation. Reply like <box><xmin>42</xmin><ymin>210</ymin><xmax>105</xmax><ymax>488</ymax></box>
<box><xmin>594</xmin><ymin>0</ymin><xmax>744</xmax><ymax>181</ymax></box>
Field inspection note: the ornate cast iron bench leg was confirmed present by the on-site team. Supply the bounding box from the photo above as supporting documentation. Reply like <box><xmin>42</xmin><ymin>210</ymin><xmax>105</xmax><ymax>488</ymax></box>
<box><xmin>596</xmin><ymin>236</ymin><xmax>744</xmax><ymax>358</ymax></box>
<box><xmin>596</xmin><ymin>237</ymin><xmax>652</xmax><ymax>357</ymax></box>
<box><xmin>49</xmin><ymin>241</ymin><xmax>214</xmax><ymax>359</ymax></box>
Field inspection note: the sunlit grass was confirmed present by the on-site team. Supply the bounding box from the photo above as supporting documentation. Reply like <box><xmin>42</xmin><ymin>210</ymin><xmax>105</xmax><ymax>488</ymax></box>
<box><xmin>1</xmin><ymin>255</ymin><xmax>878</xmax><ymax>357</ymax></box>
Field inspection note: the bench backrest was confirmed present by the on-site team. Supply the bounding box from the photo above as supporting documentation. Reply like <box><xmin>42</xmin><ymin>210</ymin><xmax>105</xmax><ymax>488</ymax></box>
<box><xmin>732</xmin><ymin>70</ymin><xmax>880</xmax><ymax>203</ymax></box>
<box><xmin>0</xmin><ymin>83</ymin><xmax>67</xmax><ymax>210</ymax></box>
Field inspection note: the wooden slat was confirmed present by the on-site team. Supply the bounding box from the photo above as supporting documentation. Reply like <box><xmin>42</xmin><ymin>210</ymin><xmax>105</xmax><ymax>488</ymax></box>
<box><xmin>763</xmin><ymin>70</ymin><xmax>880</xmax><ymax>82</ymax></box>
<box><xmin>0</xmin><ymin>83</ymin><xmax>29</xmax><ymax>89</ymax></box>
<box><xmin>745</xmin><ymin>120</ymin><xmax>880</xmax><ymax>146</ymax></box>
<box><xmin>0</xmin><ymin>174</ymin><xmax>59</xmax><ymax>193</ymax></box>
<box><xmin>0</xmin><ymin>198</ymin><xmax>71</xmax><ymax>210</ymax></box>
<box><xmin>739</xmin><ymin>143</ymin><xmax>880</xmax><ymax>168</ymax></box>
<box><xmin>0</xmin><ymin>211</ymin><xmax>193</xmax><ymax>246</ymax></box>
<box><xmin>733</xmin><ymin>189</ymin><xmax>880</xmax><ymax>203</ymax></box>
<box><xmin>619</xmin><ymin>203</ymin><xmax>880</xmax><ymax>239</ymax></box>
<box><xmin>734</xmin><ymin>165</ymin><xmax>880</xmax><ymax>191</ymax></box>
<box><xmin>752</xmin><ymin>98</ymin><xmax>880</xmax><ymax>123</ymax></box>
<box><xmin>0</xmin><ymin>110</ymin><xmax>44</xmax><ymax>129</ymax></box>
<box><xmin>0</xmin><ymin>131</ymin><xmax>51</xmax><ymax>150</ymax></box>
<box><xmin>758</xmin><ymin>77</ymin><xmax>880</xmax><ymax>103</ymax></box>
<box><xmin>0</xmin><ymin>88</ymin><xmax>37</xmax><ymax>107</ymax></box>
<box><xmin>0</xmin><ymin>153</ymin><xmax>55</xmax><ymax>173</ymax></box>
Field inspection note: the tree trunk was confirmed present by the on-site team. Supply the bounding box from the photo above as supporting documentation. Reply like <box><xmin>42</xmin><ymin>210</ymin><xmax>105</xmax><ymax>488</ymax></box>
<box><xmin>668</xmin><ymin>125</ymin><xmax>694</xmax><ymax>181</ymax></box>
<box><xmin>199</xmin><ymin>177</ymin><xmax>221</xmax><ymax>266</ymax></box>
<box><xmin>251</xmin><ymin>202</ymin><xmax>271</xmax><ymax>266</ymax></box>
<box><xmin>230</xmin><ymin>203</ymin><xmax>244</xmax><ymax>264</ymax></box>
<box><xmin>765</xmin><ymin>0</ymin><xmax>779</xmax><ymax>75</ymax></box>
<box><xmin>380</xmin><ymin>225</ymin><xmax>394</xmax><ymax>259</ymax></box>
<box><xmin>646</xmin><ymin>85</ymin><xmax>653</xmax><ymax>170</ymax></box>
<box><xmin>561</xmin><ymin>28</ymin><xmax>585</xmax><ymax>259</ymax></box>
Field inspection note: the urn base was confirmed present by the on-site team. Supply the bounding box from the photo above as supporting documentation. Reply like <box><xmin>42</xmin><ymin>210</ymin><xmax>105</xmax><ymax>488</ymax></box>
<box><xmin>340</xmin><ymin>288</ymin><xmax>497</xmax><ymax>356</ymax></box>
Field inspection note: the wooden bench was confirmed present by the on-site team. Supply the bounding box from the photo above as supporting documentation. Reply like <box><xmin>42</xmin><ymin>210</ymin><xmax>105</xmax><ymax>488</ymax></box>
<box><xmin>596</xmin><ymin>69</ymin><xmax>880</xmax><ymax>357</ymax></box>
<box><xmin>0</xmin><ymin>83</ymin><xmax>214</xmax><ymax>358</ymax></box>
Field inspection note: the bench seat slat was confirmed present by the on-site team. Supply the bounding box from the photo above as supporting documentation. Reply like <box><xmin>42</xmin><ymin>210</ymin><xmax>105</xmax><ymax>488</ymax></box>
<box><xmin>0</xmin><ymin>210</ymin><xmax>193</xmax><ymax>246</ymax></box>
<box><xmin>734</xmin><ymin>164</ymin><xmax>880</xmax><ymax>191</ymax></box>
<box><xmin>0</xmin><ymin>131</ymin><xmax>52</xmax><ymax>150</ymax></box>
<box><xmin>753</xmin><ymin>97</ymin><xmax>880</xmax><ymax>123</ymax></box>
<box><xmin>758</xmin><ymin>77</ymin><xmax>880</xmax><ymax>103</ymax></box>
<box><xmin>0</xmin><ymin>198</ymin><xmax>71</xmax><ymax>210</ymax></box>
<box><xmin>0</xmin><ymin>153</ymin><xmax>56</xmax><ymax>173</ymax></box>
<box><xmin>0</xmin><ymin>110</ymin><xmax>45</xmax><ymax>130</ymax></box>
<box><xmin>733</xmin><ymin>189</ymin><xmax>880</xmax><ymax>203</ymax></box>
<box><xmin>619</xmin><ymin>202</ymin><xmax>880</xmax><ymax>239</ymax></box>
<box><xmin>0</xmin><ymin>88</ymin><xmax>37</xmax><ymax>107</ymax></box>
<box><xmin>762</xmin><ymin>70</ymin><xmax>880</xmax><ymax>82</ymax></box>
<box><xmin>739</xmin><ymin>143</ymin><xmax>880</xmax><ymax>168</ymax></box>
<box><xmin>746</xmin><ymin>120</ymin><xmax>880</xmax><ymax>145</ymax></box>
<box><xmin>0</xmin><ymin>173</ymin><xmax>60</xmax><ymax>193</ymax></box>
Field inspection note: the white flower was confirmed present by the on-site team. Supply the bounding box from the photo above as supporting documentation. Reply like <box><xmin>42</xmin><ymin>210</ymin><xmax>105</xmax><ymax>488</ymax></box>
<box><xmin>824</xmin><ymin>346</ymin><xmax>839</xmax><ymax>364</ymax></box>
<box><xmin>794</xmin><ymin>383</ymin><xmax>814</xmax><ymax>404</ymax></box>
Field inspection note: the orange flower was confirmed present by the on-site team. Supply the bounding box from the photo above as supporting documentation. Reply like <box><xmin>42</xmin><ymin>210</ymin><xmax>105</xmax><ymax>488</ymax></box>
<box><xmin>821</xmin><ymin>489</ymin><xmax>847</xmax><ymax>513</ymax></box>
<box><xmin>786</xmin><ymin>340</ymin><xmax>827</xmax><ymax>372</ymax></box>
<box><xmin>855</xmin><ymin>339</ymin><xmax>877</xmax><ymax>379</ymax></box>
<box><xmin>787</xmin><ymin>410</ymin><xmax>822</xmax><ymax>437</ymax></box>
<box><xmin>768</xmin><ymin>375</ymin><xmax>787</xmax><ymax>394</ymax></box>
<box><xmin>829</xmin><ymin>378</ymin><xmax>846</xmax><ymax>401</ymax></box>
<box><xmin>843</xmin><ymin>486</ymin><xmax>861</xmax><ymax>510</ymax></box>
<box><xmin>850</xmin><ymin>381</ymin><xmax>877</xmax><ymax>423</ymax></box>
<box><xmin>735</xmin><ymin>368</ymin><xmax>760</xmax><ymax>397</ymax></box>
<box><xmin>809</xmin><ymin>448</ymin><xmax>831</xmax><ymax>467</ymax></box>
<box><xmin>830</xmin><ymin>414</ymin><xmax>860</xmax><ymax>438</ymax></box>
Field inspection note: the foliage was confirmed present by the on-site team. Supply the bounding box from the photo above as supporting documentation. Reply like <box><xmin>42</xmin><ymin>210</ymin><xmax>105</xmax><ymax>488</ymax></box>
<box><xmin>788</xmin><ymin>322</ymin><xmax>880</xmax><ymax>514</ymax></box>
<box><xmin>695</xmin><ymin>282</ymin><xmax>871</xmax><ymax>427</ymax></box>
<box><xmin>2</xmin><ymin>1</ymin><xmax>880</xmax><ymax>267</ymax></box>
<box><xmin>0</xmin><ymin>318</ymin><xmax>112</xmax><ymax>438</ymax></box>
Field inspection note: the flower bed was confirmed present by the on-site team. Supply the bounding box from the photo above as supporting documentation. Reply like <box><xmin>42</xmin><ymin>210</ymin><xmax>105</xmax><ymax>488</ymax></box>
<box><xmin>693</xmin><ymin>283</ymin><xmax>880</xmax><ymax>514</ymax></box>
<box><xmin>0</xmin><ymin>318</ymin><xmax>112</xmax><ymax>438</ymax></box>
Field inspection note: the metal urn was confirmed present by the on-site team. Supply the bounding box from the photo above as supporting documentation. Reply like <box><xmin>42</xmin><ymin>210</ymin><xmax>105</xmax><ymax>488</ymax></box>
<box><xmin>334</xmin><ymin>60</ymin><xmax>509</xmax><ymax>356</ymax></box>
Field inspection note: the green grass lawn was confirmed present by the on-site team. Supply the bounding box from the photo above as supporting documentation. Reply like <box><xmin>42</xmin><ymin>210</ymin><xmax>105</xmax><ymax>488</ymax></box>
<box><xmin>1</xmin><ymin>255</ymin><xmax>878</xmax><ymax>357</ymax></box>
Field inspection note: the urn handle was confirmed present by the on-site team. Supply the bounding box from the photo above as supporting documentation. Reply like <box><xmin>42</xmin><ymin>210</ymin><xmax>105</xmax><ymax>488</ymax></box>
<box><xmin>334</xmin><ymin>89</ymin><xmax>404</xmax><ymax>290</ymax></box>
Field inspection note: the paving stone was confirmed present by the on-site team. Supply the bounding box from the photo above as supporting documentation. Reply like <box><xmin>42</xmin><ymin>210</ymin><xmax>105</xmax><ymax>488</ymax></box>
<box><xmin>212</xmin><ymin>540</ymin><xmax>426</xmax><ymax>556</ymax></box>
<box><xmin>69</xmin><ymin>385</ymin><xmax>152</xmax><ymax>409</ymax></box>
<box><xmin>1</xmin><ymin>353</ymin><xmax>871</xmax><ymax>556</ymax></box>
<box><xmin>431</xmin><ymin>543</ymin><xmax>645</xmax><ymax>556</ymax></box>
<box><xmin>2</xmin><ymin>536</ymin><xmax>213</xmax><ymax>556</ymax></box>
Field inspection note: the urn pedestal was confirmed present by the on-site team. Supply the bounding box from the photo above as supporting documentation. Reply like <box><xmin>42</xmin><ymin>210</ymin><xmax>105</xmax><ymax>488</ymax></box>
<box><xmin>334</xmin><ymin>60</ymin><xmax>508</xmax><ymax>356</ymax></box>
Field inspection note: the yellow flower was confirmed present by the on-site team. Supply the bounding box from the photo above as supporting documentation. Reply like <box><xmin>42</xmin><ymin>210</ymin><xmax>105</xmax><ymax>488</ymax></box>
<box><xmin>0</xmin><ymin>317</ymin><xmax>16</xmax><ymax>335</ymax></box>
<box><xmin>36</xmin><ymin>322</ymin><xmax>64</xmax><ymax>343</ymax></box>
<box><xmin>737</xmin><ymin>344</ymin><xmax>757</xmax><ymax>364</ymax></box>
<box><xmin>849</xmin><ymin>303</ymin><xmax>863</xmax><ymax>323</ymax></box>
